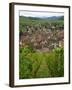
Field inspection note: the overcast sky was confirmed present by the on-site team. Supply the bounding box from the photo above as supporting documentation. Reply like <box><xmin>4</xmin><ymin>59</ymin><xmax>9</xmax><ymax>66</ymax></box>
<box><xmin>19</xmin><ymin>11</ymin><xmax>64</xmax><ymax>18</ymax></box>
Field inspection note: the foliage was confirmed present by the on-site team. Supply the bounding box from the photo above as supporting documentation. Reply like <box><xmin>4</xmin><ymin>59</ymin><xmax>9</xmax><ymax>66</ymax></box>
<box><xmin>45</xmin><ymin>47</ymin><xmax>64</xmax><ymax>77</ymax></box>
<box><xmin>19</xmin><ymin>46</ymin><xmax>64</xmax><ymax>79</ymax></box>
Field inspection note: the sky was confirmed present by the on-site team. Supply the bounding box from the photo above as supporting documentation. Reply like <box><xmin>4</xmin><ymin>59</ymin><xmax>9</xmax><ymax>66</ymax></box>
<box><xmin>19</xmin><ymin>10</ymin><xmax>64</xmax><ymax>18</ymax></box>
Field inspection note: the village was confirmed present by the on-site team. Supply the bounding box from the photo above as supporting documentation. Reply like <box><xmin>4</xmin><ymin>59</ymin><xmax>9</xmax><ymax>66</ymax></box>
<box><xmin>19</xmin><ymin>24</ymin><xmax>64</xmax><ymax>52</ymax></box>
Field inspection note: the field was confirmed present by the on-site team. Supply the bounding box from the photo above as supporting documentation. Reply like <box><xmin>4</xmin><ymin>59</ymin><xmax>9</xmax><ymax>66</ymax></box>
<box><xmin>19</xmin><ymin>16</ymin><xmax>64</xmax><ymax>79</ymax></box>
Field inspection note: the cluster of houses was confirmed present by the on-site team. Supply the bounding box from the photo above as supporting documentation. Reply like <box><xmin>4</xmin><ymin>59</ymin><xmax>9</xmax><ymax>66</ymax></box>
<box><xmin>19</xmin><ymin>25</ymin><xmax>64</xmax><ymax>52</ymax></box>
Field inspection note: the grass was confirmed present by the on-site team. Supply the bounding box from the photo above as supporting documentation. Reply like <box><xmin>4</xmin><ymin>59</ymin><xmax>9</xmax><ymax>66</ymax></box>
<box><xmin>19</xmin><ymin>46</ymin><xmax>64</xmax><ymax>79</ymax></box>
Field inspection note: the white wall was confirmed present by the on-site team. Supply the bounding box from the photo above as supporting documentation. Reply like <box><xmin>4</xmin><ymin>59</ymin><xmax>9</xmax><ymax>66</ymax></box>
<box><xmin>0</xmin><ymin>0</ymin><xmax>72</xmax><ymax>89</ymax></box>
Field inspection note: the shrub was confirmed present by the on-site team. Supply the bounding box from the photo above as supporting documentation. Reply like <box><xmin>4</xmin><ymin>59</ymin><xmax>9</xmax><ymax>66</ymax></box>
<box><xmin>45</xmin><ymin>48</ymin><xmax>64</xmax><ymax>77</ymax></box>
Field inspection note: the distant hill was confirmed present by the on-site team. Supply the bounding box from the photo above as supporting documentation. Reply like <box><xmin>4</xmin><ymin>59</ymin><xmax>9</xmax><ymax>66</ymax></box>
<box><xmin>47</xmin><ymin>16</ymin><xmax>64</xmax><ymax>20</ymax></box>
<box><xmin>20</xmin><ymin>16</ymin><xmax>64</xmax><ymax>20</ymax></box>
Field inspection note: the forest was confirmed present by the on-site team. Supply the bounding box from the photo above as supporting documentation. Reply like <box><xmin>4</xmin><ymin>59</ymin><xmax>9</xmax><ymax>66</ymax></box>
<box><xmin>19</xmin><ymin>16</ymin><xmax>64</xmax><ymax>79</ymax></box>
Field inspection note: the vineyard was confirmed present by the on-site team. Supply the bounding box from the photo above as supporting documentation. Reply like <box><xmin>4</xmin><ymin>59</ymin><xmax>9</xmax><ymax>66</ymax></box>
<box><xmin>19</xmin><ymin>16</ymin><xmax>64</xmax><ymax>79</ymax></box>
